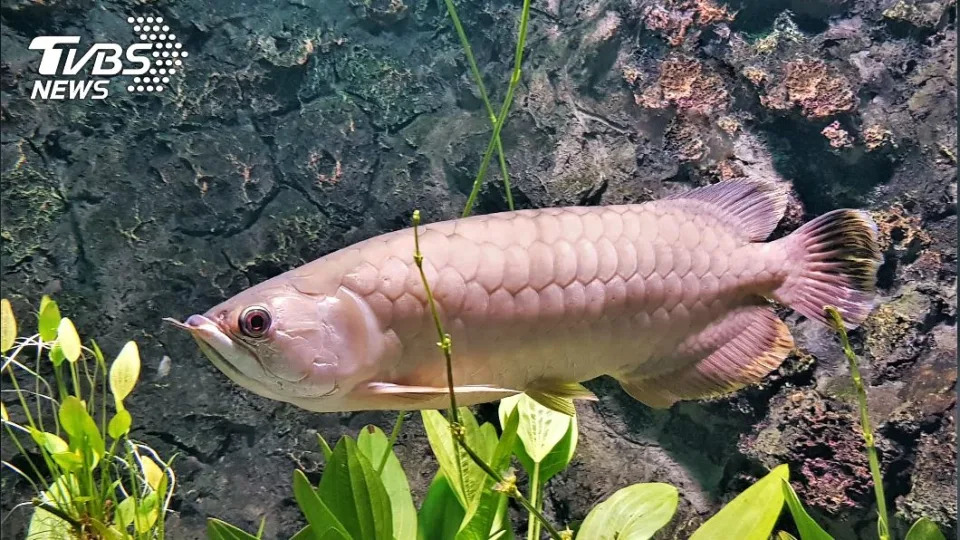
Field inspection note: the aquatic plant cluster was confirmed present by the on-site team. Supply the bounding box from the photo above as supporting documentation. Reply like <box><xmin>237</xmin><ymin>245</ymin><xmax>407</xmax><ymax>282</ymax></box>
<box><xmin>0</xmin><ymin>0</ymin><xmax>955</xmax><ymax>537</ymax></box>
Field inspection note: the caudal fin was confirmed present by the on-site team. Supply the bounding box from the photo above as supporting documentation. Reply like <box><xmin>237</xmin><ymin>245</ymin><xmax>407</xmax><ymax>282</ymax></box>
<box><xmin>774</xmin><ymin>209</ymin><xmax>883</xmax><ymax>329</ymax></box>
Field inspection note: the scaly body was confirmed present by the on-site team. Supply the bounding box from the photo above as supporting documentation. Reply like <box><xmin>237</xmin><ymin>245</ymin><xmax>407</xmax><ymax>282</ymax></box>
<box><xmin>172</xmin><ymin>181</ymin><xmax>882</xmax><ymax>412</ymax></box>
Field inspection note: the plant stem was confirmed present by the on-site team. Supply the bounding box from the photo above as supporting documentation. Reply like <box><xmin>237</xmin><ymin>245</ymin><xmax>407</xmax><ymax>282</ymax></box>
<box><xmin>440</xmin><ymin>0</ymin><xmax>514</xmax><ymax>211</ymax></box>
<box><xmin>411</xmin><ymin>211</ymin><xmax>563</xmax><ymax>540</ymax></box>
<box><xmin>377</xmin><ymin>412</ymin><xmax>406</xmax><ymax>474</ymax></box>
<box><xmin>460</xmin><ymin>0</ymin><xmax>532</xmax><ymax>218</ymax></box>
<box><xmin>32</xmin><ymin>499</ymin><xmax>85</xmax><ymax>530</ymax></box>
<box><xmin>825</xmin><ymin>307</ymin><xmax>890</xmax><ymax>540</ymax></box>
<box><xmin>527</xmin><ymin>461</ymin><xmax>541</xmax><ymax>540</ymax></box>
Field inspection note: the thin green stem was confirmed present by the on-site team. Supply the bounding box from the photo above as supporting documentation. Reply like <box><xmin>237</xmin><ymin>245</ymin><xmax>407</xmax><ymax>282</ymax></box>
<box><xmin>825</xmin><ymin>307</ymin><xmax>890</xmax><ymax>540</ymax></box>
<box><xmin>440</xmin><ymin>0</ymin><xmax>514</xmax><ymax>211</ymax></box>
<box><xmin>460</xmin><ymin>0</ymin><xmax>532</xmax><ymax>217</ymax></box>
<box><xmin>377</xmin><ymin>412</ymin><xmax>406</xmax><ymax>474</ymax></box>
<box><xmin>411</xmin><ymin>211</ymin><xmax>562</xmax><ymax>540</ymax></box>
<box><xmin>527</xmin><ymin>461</ymin><xmax>541</xmax><ymax>540</ymax></box>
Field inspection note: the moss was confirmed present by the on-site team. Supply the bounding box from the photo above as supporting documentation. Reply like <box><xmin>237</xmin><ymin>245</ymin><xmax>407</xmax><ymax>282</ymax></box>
<box><xmin>331</xmin><ymin>45</ymin><xmax>434</xmax><ymax>130</ymax></box>
<box><xmin>863</xmin><ymin>284</ymin><xmax>931</xmax><ymax>360</ymax></box>
<box><xmin>0</xmin><ymin>164</ymin><xmax>66</xmax><ymax>266</ymax></box>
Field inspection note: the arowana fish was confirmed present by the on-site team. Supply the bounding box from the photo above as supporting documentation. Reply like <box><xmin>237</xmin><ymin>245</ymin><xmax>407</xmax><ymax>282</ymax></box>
<box><xmin>168</xmin><ymin>180</ymin><xmax>882</xmax><ymax>414</ymax></box>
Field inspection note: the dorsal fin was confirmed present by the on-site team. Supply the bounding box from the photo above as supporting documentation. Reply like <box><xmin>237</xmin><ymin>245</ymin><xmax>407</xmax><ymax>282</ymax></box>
<box><xmin>665</xmin><ymin>180</ymin><xmax>788</xmax><ymax>241</ymax></box>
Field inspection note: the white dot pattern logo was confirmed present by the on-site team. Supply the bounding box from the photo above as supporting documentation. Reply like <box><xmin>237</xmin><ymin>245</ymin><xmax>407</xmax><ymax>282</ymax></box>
<box><xmin>126</xmin><ymin>15</ymin><xmax>186</xmax><ymax>94</ymax></box>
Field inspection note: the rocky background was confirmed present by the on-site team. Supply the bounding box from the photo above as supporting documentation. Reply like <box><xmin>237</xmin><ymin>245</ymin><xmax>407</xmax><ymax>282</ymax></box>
<box><xmin>1</xmin><ymin>0</ymin><xmax>956</xmax><ymax>538</ymax></box>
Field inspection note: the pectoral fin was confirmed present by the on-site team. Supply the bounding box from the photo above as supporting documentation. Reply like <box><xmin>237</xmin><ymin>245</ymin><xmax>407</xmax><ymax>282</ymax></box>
<box><xmin>525</xmin><ymin>380</ymin><xmax>598</xmax><ymax>416</ymax></box>
<box><xmin>364</xmin><ymin>382</ymin><xmax>521</xmax><ymax>403</ymax></box>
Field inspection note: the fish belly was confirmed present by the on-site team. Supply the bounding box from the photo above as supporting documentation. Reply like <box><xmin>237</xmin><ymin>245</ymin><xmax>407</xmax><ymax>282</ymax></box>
<box><xmin>335</xmin><ymin>202</ymin><xmax>777</xmax><ymax>391</ymax></box>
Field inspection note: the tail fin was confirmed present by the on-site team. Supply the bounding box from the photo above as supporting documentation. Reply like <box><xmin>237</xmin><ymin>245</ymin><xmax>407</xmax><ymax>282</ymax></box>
<box><xmin>773</xmin><ymin>209</ymin><xmax>883</xmax><ymax>329</ymax></box>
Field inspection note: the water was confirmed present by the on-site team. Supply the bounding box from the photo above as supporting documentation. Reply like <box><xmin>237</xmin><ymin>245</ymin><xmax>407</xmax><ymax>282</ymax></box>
<box><xmin>0</xmin><ymin>0</ymin><xmax>956</xmax><ymax>538</ymax></box>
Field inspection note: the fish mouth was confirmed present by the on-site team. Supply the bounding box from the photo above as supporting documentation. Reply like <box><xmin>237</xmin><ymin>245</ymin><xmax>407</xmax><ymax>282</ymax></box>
<box><xmin>163</xmin><ymin>315</ymin><xmax>336</xmax><ymax>401</ymax></box>
<box><xmin>163</xmin><ymin>315</ymin><xmax>279</xmax><ymax>397</ymax></box>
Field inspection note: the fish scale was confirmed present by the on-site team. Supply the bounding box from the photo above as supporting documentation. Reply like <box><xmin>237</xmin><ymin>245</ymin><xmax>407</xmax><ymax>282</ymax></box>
<box><xmin>336</xmin><ymin>201</ymin><xmax>753</xmax><ymax>392</ymax></box>
<box><xmin>177</xmin><ymin>180</ymin><xmax>882</xmax><ymax>412</ymax></box>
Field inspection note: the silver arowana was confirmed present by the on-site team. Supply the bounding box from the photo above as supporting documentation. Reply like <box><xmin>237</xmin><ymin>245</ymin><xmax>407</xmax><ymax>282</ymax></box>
<box><xmin>168</xmin><ymin>180</ymin><xmax>882</xmax><ymax>413</ymax></box>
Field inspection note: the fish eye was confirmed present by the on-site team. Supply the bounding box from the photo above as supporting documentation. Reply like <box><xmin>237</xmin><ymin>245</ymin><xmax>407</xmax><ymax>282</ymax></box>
<box><xmin>238</xmin><ymin>306</ymin><xmax>271</xmax><ymax>338</ymax></box>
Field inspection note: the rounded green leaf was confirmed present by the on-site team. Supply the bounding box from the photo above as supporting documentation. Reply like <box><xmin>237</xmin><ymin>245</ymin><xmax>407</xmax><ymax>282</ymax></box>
<box><xmin>29</xmin><ymin>427</ymin><xmax>69</xmax><ymax>455</ymax></box>
<box><xmin>110</xmin><ymin>341</ymin><xmax>141</xmax><ymax>406</ymax></box>
<box><xmin>691</xmin><ymin>464</ymin><xmax>790</xmax><ymax>540</ymax></box>
<box><xmin>141</xmin><ymin>456</ymin><xmax>164</xmax><ymax>491</ymax></box>
<box><xmin>59</xmin><ymin>396</ymin><xmax>105</xmax><ymax>463</ymax></box>
<box><xmin>108</xmin><ymin>409</ymin><xmax>132</xmax><ymax>439</ymax></box>
<box><xmin>905</xmin><ymin>517</ymin><xmax>946</xmax><ymax>540</ymax></box>
<box><xmin>58</xmin><ymin>318</ymin><xmax>82</xmax><ymax>363</ymax></box>
<box><xmin>1</xmin><ymin>298</ymin><xmax>16</xmax><ymax>353</ymax></box>
<box><xmin>578</xmin><ymin>483</ymin><xmax>678</xmax><ymax>540</ymax></box>
<box><xmin>27</xmin><ymin>476</ymin><xmax>78</xmax><ymax>540</ymax></box>
<box><xmin>52</xmin><ymin>450</ymin><xmax>84</xmax><ymax>472</ymax></box>
<box><xmin>49</xmin><ymin>343</ymin><xmax>66</xmax><ymax>367</ymax></box>
<box><xmin>498</xmin><ymin>394</ymin><xmax>571</xmax><ymax>463</ymax></box>
<box><xmin>38</xmin><ymin>296</ymin><xmax>61</xmax><ymax>342</ymax></box>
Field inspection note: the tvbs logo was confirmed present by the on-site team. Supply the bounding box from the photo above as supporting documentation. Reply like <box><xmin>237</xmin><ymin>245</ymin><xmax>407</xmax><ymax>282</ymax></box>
<box><xmin>29</xmin><ymin>16</ymin><xmax>187</xmax><ymax>100</ymax></box>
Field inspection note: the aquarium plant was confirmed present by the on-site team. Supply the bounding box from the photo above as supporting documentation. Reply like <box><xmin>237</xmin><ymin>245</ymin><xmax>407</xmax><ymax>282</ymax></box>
<box><xmin>1</xmin><ymin>297</ymin><xmax>175</xmax><ymax>539</ymax></box>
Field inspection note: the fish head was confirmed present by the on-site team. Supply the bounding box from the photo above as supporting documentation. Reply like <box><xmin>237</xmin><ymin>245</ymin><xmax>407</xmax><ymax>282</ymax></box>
<box><xmin>172</xmin><ymin>280</ymin><xmax>376</xmax><ymax>407</ymax></box>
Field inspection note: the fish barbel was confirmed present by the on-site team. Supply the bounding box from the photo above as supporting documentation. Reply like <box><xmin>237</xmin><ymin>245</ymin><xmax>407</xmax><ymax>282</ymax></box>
<box><xmin>169</xmin><ymin>180</ymin><xmax>882</xmax><ymax>413</ymax></box>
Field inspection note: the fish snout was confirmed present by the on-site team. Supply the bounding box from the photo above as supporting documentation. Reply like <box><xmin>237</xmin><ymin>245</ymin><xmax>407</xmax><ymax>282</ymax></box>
<box><xmin>185</xmin><ymin>314</ymin><xmax>211</xmax><ymax>329</ymax></box>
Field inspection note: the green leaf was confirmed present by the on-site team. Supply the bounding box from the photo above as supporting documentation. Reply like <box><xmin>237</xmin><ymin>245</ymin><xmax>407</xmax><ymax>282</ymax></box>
<box><xmin>110</xmin><ymin>341</ymin><xmax>141</xmax><ymax>407</ymax></box>
<box><xmin>207</xmin><ymin>518</ymin><xmax>262</xmax><ymax>540</ymax></box>
<box><xmin>691</xmin><ymin>464</ymin><xmax>790</xmax><ymax>540</ymax></box>
<box><xmin>27</xmin><ymin>476</ymin><xmax>78</xmax><ymax>540</ymax></box>
<box><xmin>421</xmin><ymin>409</ymin><xmax>496</xmax><ymax>510</ymax></box>
<box><xmin>498</xmin><ymin>394</ymin><xmax>570</xmax><ymax>462</ymax></box>
<box><xmin>117</xmin><ymin>497</ymin><xmax>136</xmax><ymax>529</ymax></box>
<box><xmin>108</xmin><ymin>409</ymin><xmax>132</xmax><ymax>439</ymax></box>
<box><xmin>498</xmin><ymin>398</ymin><xmax>577</xmax><ymax>483</ymax></box>
<box><xmin>1</xmin><ymin>298</ymin><xmax>16</xmax><ymax>353</ymax></box>
<box><xmin>292</xmin><ymin>469</ymin><xmax>352</xmax><ymax>540</ymax></box>
<box><xmin>781</xmin><ymin>479</ymin><xmax>833</xmax><ymax>540</ymax></box>
<box><xmin>457</xmin><ymin>410</ymin><xmax>520</xmax><ymax>540</ymax></box>
<box><xmin>29</xmin><ymin>427</ymin><xmax>69</xmax><ymax>454</ymax></box>
<box><xmin>135</xmin><ymin>491</ymin><xmax>160</xmax><ymax>532</ymax></box>
<box><xmin>417</xmin><ymin>473</ymin><xmax>466</xmax><ymax>540</ymax></box>
<box><xmin>52</xmin><ymin>451</ymin><xmax>84</xmax><ymax>471</ymax></box>
<box><xmin>577</xmin><ymin>483</ymin><xmax>678</xmax><ymax>540</ymax></box>
<box><xmin>290</xmin><ymin>525</ymin><xmax>312</xmax><ymax>540</ymax></box>
<box><xmin>58</xmin><ymin>318</ymin><xmax>82</xmax><ymax>363</ymax></box>
<box><xmin>777</xmin><ymin>533</ymin><xmax>799</xmax><ymax>540</ymax></box>
<box><xmin>50</xmin><ymin>343</ymin><xmax>66</xmax><ymax>367</ymax></box>
<box><xmin>357</xmin><ymin>425</ymin><xmax>417</xmax><ymax>540</ymax></box>
<box><xmin>38</xmin><ymin>296</ymin><xmax>61</xmax><ymax>342</ymax></box>
<box><xmin>318</xmin><ymin>433</ymin><xmax>334</xmax><ymax>461</ymax></box>
<box><xmin>59</xmin><ymin>396</ymin><xmax>105</xmax><ymax>464</ymax></box>
<box><xmin>905</xmin><ymin>517</ymin><xmax>946</xmax><ymax>540</ymax></box>
<box><xmin>317</xmin><ymin>437</ymin><xmax>393</xmax><ymax>540</ymax></box>
<box><xmin>141</xmin><ymin>455</ymin><xmax>164</xmax><ymax>491</ymax></box>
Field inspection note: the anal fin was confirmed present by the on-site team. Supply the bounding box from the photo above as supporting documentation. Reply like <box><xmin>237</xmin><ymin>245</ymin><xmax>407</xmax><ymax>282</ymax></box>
<box><xmin>618</xmin><ymin>305</ymin><xmax>794</xmax><ymax>409</ymax></box>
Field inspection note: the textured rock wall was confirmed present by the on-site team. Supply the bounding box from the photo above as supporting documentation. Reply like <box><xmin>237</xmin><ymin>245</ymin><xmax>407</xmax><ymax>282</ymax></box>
<box><xmin>1</xmin><ymin>0</ymin><xmax>956</xmax><ymax>538</ymax></box>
